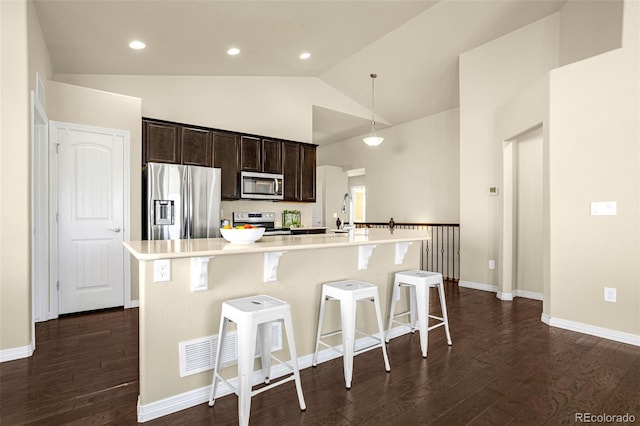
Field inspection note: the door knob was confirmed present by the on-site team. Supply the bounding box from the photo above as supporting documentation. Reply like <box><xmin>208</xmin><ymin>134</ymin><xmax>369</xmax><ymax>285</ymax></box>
<box><xmin>107</xmin><ymin>227</ymin><xmax>121</xmax><ymax>233</ymax></box>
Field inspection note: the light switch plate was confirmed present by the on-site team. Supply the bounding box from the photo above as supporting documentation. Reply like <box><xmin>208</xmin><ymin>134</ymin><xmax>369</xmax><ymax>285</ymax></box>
<box><xmin>604</xmin><ymin>287</ymin><xmax>616</xmax><ymax>303</ymax></box>
<box><xmin>591</xmin><ymin>201</ymin><xmax>617</xmax><ymax>216</ymax></box>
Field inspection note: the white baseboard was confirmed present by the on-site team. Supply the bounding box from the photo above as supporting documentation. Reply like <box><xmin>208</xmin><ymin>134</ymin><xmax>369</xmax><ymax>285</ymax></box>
<box><xmin>513</xmin><ymin>289</ymin><xmax>543</xmax><ymax>300</ymax></box>
<box><xmin>541</xmin><ymin>312</ymin><xmax>551</xmax><ymax>325</ymax></box>
<box><xmin>128</xmin><ymin>299</ymin><xmax>140</xmax><ymax>308</ymax></box>
<box><xmin>0</xmin><ymin>342</ymin><xmax>34</xmax><ymax>363</ymax></box>
<box><xmin>459</xmin><ymin>281</ymin><xmax>542</xmax><ymax>301</ymax></box>
<box><xmin>541</xmin><ymin>314</ymin><xmax>640</xmax><ymax>347</ymax></box>
<box><xmin>496</xmin><ymin>292</ymin><xmax>513</xmax><ymax>301</ymax></box>
<box><xmin>137</xmin><ymin>326</ymin><xmax>408</xmax><ymax>422</ymax></box>
<box><xmin>458</xmin><ymin>280</ymin><xmax>497</xmax><ymax>293</ymax></box>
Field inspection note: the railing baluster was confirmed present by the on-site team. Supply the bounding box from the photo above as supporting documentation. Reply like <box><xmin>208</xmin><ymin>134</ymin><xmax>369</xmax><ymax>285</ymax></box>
<box><xmin>355</xmin><ymin>221</ymin><xmax>459</xmax><ymax>281</ymax></box>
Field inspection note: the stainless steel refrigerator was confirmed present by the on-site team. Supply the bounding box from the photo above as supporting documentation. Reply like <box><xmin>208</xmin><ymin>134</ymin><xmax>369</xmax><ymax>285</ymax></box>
<box><xmin>144</xmin><ymin>162</ymin><xmax>222</xmax><ymax>240</ymax></box>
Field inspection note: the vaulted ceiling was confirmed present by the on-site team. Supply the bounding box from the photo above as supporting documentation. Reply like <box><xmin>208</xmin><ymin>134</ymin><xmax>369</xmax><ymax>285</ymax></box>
<box><xmin>34</xmin><ymin>0</ymin><xmax>567</xmax><ymax>144</ymax></box>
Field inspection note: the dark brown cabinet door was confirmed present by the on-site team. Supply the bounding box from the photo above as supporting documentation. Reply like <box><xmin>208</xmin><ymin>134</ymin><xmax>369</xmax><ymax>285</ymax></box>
<box><xmin>300</xmin><ymin>144</ymin><xmax>316</xmax><ymax>202</ymax></box>
<box><xmin>262</xmin><ymin>139</ymin><xmax>282</xmax><ymax>174</ymax></box>
<box><xmin>144</xmin><ymin>121</ymin><xmax>180</xmax><ymax>165</ymax></box>
<box><xmin>213</xmin><ymin>132</ymin><xmax>240</xmax><ymax>200</ymax></box>
<box><xmin>181</xmin><ymin>127</ymin><xmax>212</xmax><ymax>167</ymax></box>
<box><xmin>240</xmin><ymin>136</ymin><xmax>261</xmax><ymax>172</ymax></box>
<box><xmin>282</xmin><ymin>142</ymin><xmax>300</xmax><ymax>201</ymax></box>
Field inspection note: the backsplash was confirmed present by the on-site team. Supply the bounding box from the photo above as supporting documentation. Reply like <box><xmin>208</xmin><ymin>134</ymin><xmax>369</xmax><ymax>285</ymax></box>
<box><xmin>221</xmin><ymin>200</ymin><xmax>315</xmax><ymax>228</ymax></box>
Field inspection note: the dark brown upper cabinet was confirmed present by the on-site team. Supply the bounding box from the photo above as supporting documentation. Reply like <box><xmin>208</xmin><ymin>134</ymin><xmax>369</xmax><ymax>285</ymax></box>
<box><xmin>181</xmin><ymin>126</ymin><xmax>212</xmax><ymax>167</ymax></box>
<box><xmin>300</xmin><ymin>144</ymin><xmax>316</xmax><ymax>202</ymax></box>
<box><xmin>262</xmin><ymin>139</ymin><xmax>282</xmax><ymax>174</ymax></box>
<box><xmin>143</xmin><ymin>118</ymin><xmax>316</xmax><ymax>202</ymax></box>
<box><xmin>282</xmin><ymin>142</ymin><xmax>300</xmax><ymax>201</ymax></box>
<box><xmin>213</xmin><ymin>132</ymin><xmax>240</xmax><ymax>200</ymax></box>
<box><xmin>282</xmin><ymin>142</ymin><xmax>316</xmax><ymax>202</ymax></box>
<box><xmin>241</xmin><ymin>136</ymin><xmax>282</xmax><ymax>174</ymax></box>
<box><xmin>240</xmin><ymin>136</ymin><xmax>262</xmax><ymax>172</ymax></box>
<box><xmin>144</xmin><ymin>120</ymin><xmax>180</xmax><ymax>165</ymax></box>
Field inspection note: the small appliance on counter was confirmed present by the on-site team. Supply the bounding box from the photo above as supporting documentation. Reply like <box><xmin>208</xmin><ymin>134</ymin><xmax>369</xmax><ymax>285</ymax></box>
<box><xmin>282</xmin><ymin>210</ymin><xmax>301</xmax><ymax>228</ymax></box>
<box><xmin>239</xmin><ymin>171</ymin><xmax>283</xmax><ymax>200</ymax></box>
<box><xmin>232</xmin><ymin>211</ymin><xmax>290</xmax><ymax>235</ymax></box>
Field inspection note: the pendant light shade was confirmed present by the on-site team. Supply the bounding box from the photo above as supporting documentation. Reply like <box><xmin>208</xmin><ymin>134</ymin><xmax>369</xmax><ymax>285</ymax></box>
<box><xmin>363</xmin><ymin>73</ymin><xmax>383</xmax><ymax>147</ymax></box>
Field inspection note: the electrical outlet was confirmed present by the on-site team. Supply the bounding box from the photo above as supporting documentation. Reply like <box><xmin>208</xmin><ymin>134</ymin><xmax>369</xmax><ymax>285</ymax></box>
<box><xmin>488</xmin><ymin>260</ymin><xmax>495</xmax><ymax>270</ymax></box>
<box><xmin>604</xmin><ymin>287</ymin><xmax>616</xmax><ymax>303</ymax></box>
<box><xmin>154</xmin><ymin>259</ymin><xmax>171</xmax><ymax>282</ymax></box>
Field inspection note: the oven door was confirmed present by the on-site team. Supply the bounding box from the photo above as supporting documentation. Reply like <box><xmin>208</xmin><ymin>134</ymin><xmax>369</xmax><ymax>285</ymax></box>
<box><xmin>240</xmin><ymin>171</ymin><xmax>284</xmax><ymax>200</ymax></box>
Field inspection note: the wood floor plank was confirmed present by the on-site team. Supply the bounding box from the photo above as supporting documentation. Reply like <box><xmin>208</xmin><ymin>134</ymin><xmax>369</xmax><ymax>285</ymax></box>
<box><xmin>2</xmin><ymin>285</ymin><xmax>639</xmax><ymax>425</ymax></box>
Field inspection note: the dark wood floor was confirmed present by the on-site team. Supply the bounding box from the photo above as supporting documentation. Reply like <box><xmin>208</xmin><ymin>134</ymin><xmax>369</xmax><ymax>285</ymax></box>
<box><xmin>2</xmin><ymin>284</ymin><xmax>639</xmax><ymax>425</ymax></box>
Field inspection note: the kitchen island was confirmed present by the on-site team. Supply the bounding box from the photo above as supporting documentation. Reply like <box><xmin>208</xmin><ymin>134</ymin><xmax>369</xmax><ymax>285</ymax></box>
<box><xmin>124</xmin><ymin>229</ymin><xmax>430</xmax><ymax>422</ymax></box>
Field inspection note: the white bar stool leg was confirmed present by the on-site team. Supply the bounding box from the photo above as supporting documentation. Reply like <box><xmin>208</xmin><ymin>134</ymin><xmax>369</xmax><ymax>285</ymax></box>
<box><xmin>385</xmin><ymin>276</ymin><xmax>400</xmax><ymax>343</ymax></box>
<box><xmin>384</xmin><ymin>278</ymin><xmax>400</xmax><ymax>343</ymax></box>
<box><xmin>257</xmin><ymin>322</ymin><xmax>272</xmax><ymax>384</ymax></box>
<box><xmin>414</xmin><ymin>283</ymin><xmax>430</xmax><ymax>358</ymax></box>
<box><xmin>312</xmin><ymin>288</ymin><xmax>328</xmax><ymax>367</ymax></box>
<box><xmin>209</xmin><ymin>317</ymin><xmax>228</xmax><ymax>406</ymax></box>
<box><xmin>437</xmin><ymin>283</ymin><xmax>453</xmax><ymax>346</ymax></box>
<box><xmin>236</xmin><ymin>322</ymin><xmax>257</xmax><ymax>426</ymax></box>
<box><xmin>283</xmin><ymin>310</ymin><xmax>307</xmax><ymax>411</ymax></box>
<box><xmin>373</xmin><ymin>293</ymin><xmax>391</xmax><ymax>372</ymax></box>
<box><xmin>409</xmin><ymin>285</ymin><xmax>418</xmax><ymax>332</ymax></box>
<box><xmin>340</xmin><ymin>298</ymin><xmax>357</xmax><ymax>389</ymax></box>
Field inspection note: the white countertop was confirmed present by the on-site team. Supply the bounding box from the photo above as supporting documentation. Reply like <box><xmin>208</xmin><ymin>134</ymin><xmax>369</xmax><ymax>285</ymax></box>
<box><xmin>124</xmin><ymin>228</ymin><xmax>430</xmax><ymax>260</ymax></box>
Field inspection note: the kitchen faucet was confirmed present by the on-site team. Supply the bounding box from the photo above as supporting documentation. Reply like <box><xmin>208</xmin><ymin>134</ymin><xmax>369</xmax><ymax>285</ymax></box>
<box><xmin>341</xmin><ymin>192</ymin><xmax>354</xmax><ymax>232</ymax></box>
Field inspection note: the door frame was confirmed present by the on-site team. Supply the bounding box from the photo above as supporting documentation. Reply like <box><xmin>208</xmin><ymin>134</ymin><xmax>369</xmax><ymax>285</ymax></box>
<box><xmin>500</xmin><ymin>123</ymin><xmax>544</xmax><ymax>301</ymax></box>
<box><xmin>48</xmin><ymin>121</ymin><xmax>131</xmax><ymax>319</ymax></box>
<box><xmin>31</xmin><ymin>91</ymin><xmax>48</xmax><ymax>333</ymax></box>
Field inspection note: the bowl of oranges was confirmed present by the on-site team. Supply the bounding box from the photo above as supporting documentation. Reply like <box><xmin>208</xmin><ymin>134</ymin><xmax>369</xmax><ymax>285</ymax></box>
<box><xmin>220</xmin><ymin>224</ymin><xmax>265</xmax><ymax>244</ymax></box>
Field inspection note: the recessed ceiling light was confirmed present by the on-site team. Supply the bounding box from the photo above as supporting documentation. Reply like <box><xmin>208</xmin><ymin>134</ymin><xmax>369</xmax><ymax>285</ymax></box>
<box><xmin>299</xmin><ymin>52</ymin><xmax>311</xmax><ymax>60</ymax></box>
<box><xmin>227</xmin><ymin>47</ymin><xmax>240</xmax><ymax>56</ymax></box>
<box><xmin>129</xmin><ymin>40</ymin><xmax>146</xmax><ymax>50</ymax></box>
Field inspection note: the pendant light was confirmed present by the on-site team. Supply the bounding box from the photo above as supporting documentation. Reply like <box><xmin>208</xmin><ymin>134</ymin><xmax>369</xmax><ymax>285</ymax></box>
<box><xmin>363</xmin><ymin>73</ymin><xmax>384</xmax><ymax>147</ymax></box>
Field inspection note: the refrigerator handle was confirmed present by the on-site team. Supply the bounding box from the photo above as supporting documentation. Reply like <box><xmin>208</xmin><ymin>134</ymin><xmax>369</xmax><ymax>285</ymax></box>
<box><xmin>188</xmin><ymin>168</ymin><xmax>193</xmax><ymax>239</ymax></box>
<box><xmin>182</xmin><ymin>169</ymin><xmax>190</xmax><ymax>239</ymax></box>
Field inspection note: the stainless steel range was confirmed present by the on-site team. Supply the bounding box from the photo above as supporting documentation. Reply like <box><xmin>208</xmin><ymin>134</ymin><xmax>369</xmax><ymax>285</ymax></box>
<box><xmin>232</xmin><ymin>211</ymin><xmax>291</xmax><ymax>235</ymax></box>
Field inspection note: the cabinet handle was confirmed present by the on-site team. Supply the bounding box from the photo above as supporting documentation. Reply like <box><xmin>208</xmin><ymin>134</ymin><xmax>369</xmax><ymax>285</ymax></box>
<box><xmin>107</xmin><ymin>227</ymin><xmax>121</xmax><ymax>233</ymax></box>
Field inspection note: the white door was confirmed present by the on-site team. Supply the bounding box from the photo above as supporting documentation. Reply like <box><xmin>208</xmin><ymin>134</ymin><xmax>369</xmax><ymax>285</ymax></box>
<box><xmin>56</xmin><ymin>125</ymin><xmax>125</xmax><ymax>314</ymax></box>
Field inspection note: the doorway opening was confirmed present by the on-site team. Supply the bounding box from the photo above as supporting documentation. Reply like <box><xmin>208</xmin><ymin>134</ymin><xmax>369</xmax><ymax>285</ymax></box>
<box><xmin>502</xmin><ymin>125</ymin><xmax>544</xmax><ymax>301</ymax></box>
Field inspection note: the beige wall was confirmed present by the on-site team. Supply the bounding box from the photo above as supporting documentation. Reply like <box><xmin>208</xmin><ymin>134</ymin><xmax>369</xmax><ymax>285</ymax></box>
<box><xmin>27</xmin><ymin>0</ymin><xmax>53</xmax><ymax>85</ymax></box>
<box><xmin>46</xmin><ymin>81</ymin><xmax>143</xmax><ymax>301</ymax></box>
<box><xmin>496</xmin><ymin>76</ymin><xmax>552</xmax><ymax>310</ymax></box>
<box><xmin>548</xmin><ymin>0</ymin><xmax>639</xmax><ymax>335</ymax></box>
<box><xmin>459</xmin><ymin>14</ymin><xmax>560</xmax><ymax>288</ymax></box>
<box><xmin>559</xmin><ymin>0</ymin><xmax>624</xmax><ymax>66</ymax></box>
<box><xmin>54</xmin><ymin>74</ymin><xmax>373</xmax><ymax>144</ymax></box>
<box><xmin>318</xmin><ymin>108</ymin><xmax>460</xmax><ymax>223</ymax></box>
<box><xmin>1</xmin><ymin>0</ymin><xmax>32</xmax><ymax>352</ymax></box>
<box><xmin>461</xmin><ymin>0</ymin><xmax>637</xmax><ymax>340</ymax></box>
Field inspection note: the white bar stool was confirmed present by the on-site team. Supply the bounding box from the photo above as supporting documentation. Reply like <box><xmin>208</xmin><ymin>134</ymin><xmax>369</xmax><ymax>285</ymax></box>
<box><xmin>386</xmin><ymin>270</ymin><xmax>452</xmax><ymax>358</ymax></box>
<box><xmin>312</xmin><ymin>280</ymin><xmax>391</xmax><ymax>389</ymax></box>
<box><xmin>208</xmin><ymin>295</ymin><xmax>306</xmax><ymax>426</ymax></box>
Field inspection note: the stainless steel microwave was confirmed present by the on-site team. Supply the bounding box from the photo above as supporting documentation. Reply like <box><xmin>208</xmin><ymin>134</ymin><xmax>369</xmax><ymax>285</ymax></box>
<box><xmin>240</xmin><ymin>171</ymin><xmax>284</xmax><ymax>200</ymax></box>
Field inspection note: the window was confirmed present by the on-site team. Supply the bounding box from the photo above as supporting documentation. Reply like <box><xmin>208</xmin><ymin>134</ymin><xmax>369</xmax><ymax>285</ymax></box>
<box><xmin>351</xmin><ymin>185</ymin><xmax>366</xmax><ymax>222</ymax></box>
